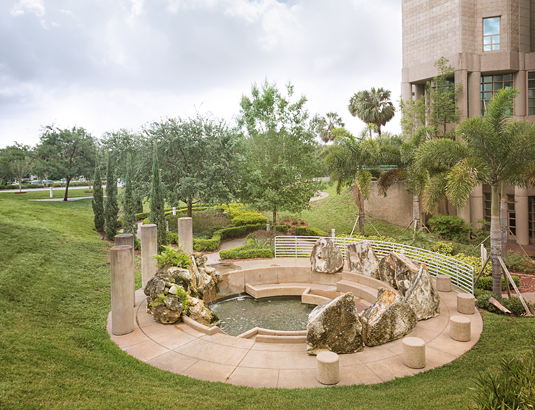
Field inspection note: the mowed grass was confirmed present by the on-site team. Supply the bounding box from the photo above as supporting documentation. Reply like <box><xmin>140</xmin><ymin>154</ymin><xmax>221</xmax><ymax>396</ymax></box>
<box><xmin>0</xmin><ymin>194</ymin><xmax>534</xmax><ymax>409</ymax></box>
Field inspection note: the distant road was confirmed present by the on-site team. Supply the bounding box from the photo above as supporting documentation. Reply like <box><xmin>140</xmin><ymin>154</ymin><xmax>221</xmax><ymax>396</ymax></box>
<box><xmin>0</xmin><ymin>184</ymin><xmax>120</xmax><ymax>193</ymax></box>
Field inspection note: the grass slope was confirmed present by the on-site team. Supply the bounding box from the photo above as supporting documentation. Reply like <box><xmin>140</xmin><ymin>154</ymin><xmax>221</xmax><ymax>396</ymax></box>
<box><xmin>0</xmin><ymin>195</ymin><xmax>533</xmax><ymax>409</ymax></box>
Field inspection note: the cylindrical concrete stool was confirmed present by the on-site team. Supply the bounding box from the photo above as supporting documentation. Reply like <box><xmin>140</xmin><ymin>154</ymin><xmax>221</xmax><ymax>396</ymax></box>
<box><xmin>115</xmin><ymin>234</ymin><xmax>135</xmax><ymax>307</ymax></box>
<box><xmin>402</xmin><ymin>337</ymin><xmax>426</xmax><ymax>369</ymax></box>
<box><xmin>457</xmin><ymin>293</ymin><xmax>475</xmax><ymax>314</ymax></box>
<box><xmin>111</xmin><ymin>245</ymin><xmax>135</xmax><ymax>336</ymax></box>
<box><xmin>316</xmin><ymin>351</ymin><xmax>340</xmax><ymax>385</ymax></box>
<box><xmin>436</xmin><ymin>275</ymin><xmax>451</xmax><ymax>292</ymax></box>
<box><xmin>450</xmin><ymin>315</ymin><xmax>471</xmax><ymax>342</ymax></box>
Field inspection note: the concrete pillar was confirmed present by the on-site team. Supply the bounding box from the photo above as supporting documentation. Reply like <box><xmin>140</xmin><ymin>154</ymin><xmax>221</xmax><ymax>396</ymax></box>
<box><xmin>115</xmin><ymin>233</ymin><xmax>135</xmax><ymax>306</ymax></box>
<box><xmin>457</xmin><ymin>198</ymin><xmax>471</xmax><ymax>227</ymax></box>
<box><xmin>514</xmin><ymin>67</ymin><xmax>526</xmax><ymax>117</ymax></box>
<box><xmin>455</xmin><ymin>69</ymin><xmax>469</xmax><ymax>120</ymax></box>
<box><xmin>111</xmin><ymin>245</ymin><xmax>134</xmax><ymax>336</ymax></box>
<box><xmin>515</xmin><ymin>186</ymin><xmax>529</xmax><ymax>245</ymax></box>
<box><xmin>470</xmin><ymin>184</ymin><xmax>484</xmax><ymax>230</ymax></box>
<box><xmin>178</xmin><ymin>217</ymin><xmax>193</xmax><ymax>254</ymax></box>
<box><xmin>414</xmin><ymin>84</ymin><xmax>425</xmax><ymax>101</ymax></box>
<box><xmin>140</xmin><ymin>224</ymin><xmax>158</xmax><ymax>288</ymax></box>
<box><xmin>401</xmin><ymin>82</ymin><xmax>412</xmax><ymax>101</ymax></box>
<box><xmin>468</xmin><ymin>71</ymin><xmax>481</xmax><ymax>118</ymax></box>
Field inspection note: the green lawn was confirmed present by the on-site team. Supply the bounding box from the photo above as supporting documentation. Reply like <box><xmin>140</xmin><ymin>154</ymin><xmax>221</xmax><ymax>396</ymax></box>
<box><xmin>0</xmin><ymin>194</ymin><xmax>534</xmax><ymax>409</ymax></box>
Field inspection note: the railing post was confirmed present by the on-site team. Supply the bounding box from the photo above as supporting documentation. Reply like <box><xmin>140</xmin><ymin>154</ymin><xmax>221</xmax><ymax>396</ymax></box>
<box><xmin>294</xmin><ymin>236</ymin><xmax>297</xmax><ymax>258</ymax></box>
<box><xmin>331</xmin><ymin>229</ymin><xmax>335</xmax><ymax>239</ymax></box>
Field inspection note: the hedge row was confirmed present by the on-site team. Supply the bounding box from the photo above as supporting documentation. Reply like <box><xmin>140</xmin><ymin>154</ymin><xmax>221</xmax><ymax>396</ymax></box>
<box><xmin>291</xmin><ymin>226</ymin><xmax>328</xmax><ymax>236</ymax></box>
<box><xmin>219</xmin><ymin>247</ymin><xmax>273</xmax><ymax>259</ymax></box>
<box><xmin>193</xmin><ymin>223</ymin><xmax>267</xmax><ymax>251</ymax></box>
<box><xmin>475</xmin><ymin>276</ymin><xmax>520</xmax><ymax>291</ymax></box>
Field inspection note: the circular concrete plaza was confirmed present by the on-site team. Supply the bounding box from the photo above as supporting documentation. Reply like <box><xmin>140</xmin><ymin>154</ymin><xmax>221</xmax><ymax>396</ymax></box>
<box><xmin>107</xmin><ymin>259</ymin><xmax>482</xmax><ymax>388</ymax></box>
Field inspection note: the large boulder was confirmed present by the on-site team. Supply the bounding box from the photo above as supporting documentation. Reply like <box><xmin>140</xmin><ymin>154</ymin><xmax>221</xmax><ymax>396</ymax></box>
<box><xmin>390</xmin><ymin>252</ymin><xmax>421</xmax><ymax>296</ymax></box>
<box><xmin>347</xmin><ymin>241</ymin><xmax>380</xmax><ymax>278</ymax></box>
<box><xmin>187</xmin><ymin>296</ymin><xmax>219</xmax><ymax>326</ymax></box>
<box><xmin>405</xmin><ymin>263</ymin><xmax>441</xmax><ymax>320</ymax></box>
<box><xmin>310</xmin><ymin>238</ymin><xmax>344</xmax><ymax>273</ymax></box>
<box><xmin>306</xmin><ymin>293</ymin><xmax>364</xmax><ymax>355</ymax></box>
<box><xmin>360</xmin><ymin>288</ymin><xmax>417</xmax><ymax>347</ymax></box>
<box><xmin>377</xmin><ymin>253</ymin><xmax>397</xmax><ymax>289</ymax></box>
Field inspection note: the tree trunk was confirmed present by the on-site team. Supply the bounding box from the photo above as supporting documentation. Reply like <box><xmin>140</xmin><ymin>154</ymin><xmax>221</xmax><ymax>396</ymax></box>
<box><xmin>500</xmin><ymin>182</ymin><xmax>508</xmax><ymax>259</ymax></box>
<box><xmin>490</xmin><ymin>183</ymin><xmax>502</xmax><ymax>299</ymax></box>
<box><xmin>413</xmin><ymin>195</ymin><xmax>421</xmax><ymax>231</ymax></box>
<box><xmin>272</xmin><ymin>206</ymin><xmax>277</xmax><ymax>231</ymax></box>
<box><xmin>352</xmin><ymin>185</ymin><xmax>365</xmax><ymax>235</ymax></box>
<box><xmin>63</xmin><ymin>177</ymin><xmax>71</xmax><ymax>201</ymax></box>
<box><xmin>187</xmin><ymin>198</ymin><xmax>192</xmax><ymax>217</ymax></box>
<box><xmin>18</xmin><ymin>179</ymin><xmax>22</xmax><ymax>193</ymax></box>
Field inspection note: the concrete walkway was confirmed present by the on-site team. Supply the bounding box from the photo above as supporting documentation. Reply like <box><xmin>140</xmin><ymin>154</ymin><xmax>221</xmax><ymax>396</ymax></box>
<box><xmin>29</xmin><ymin>196</ymin><xmax>94</xmax><ymax>202</ymax></box>
<box><xmin>204</xmin><ymin>238</ymin><xmax>248</xmax><ymax>264</ymax></box>
<box><xmin>108</xmin><ymin>259</ymin><xmax>483</xmax><ymax>388</ymax></box>
<box><xmin>310</xmin><ymin>191</ymin><xmax>329</xmax><ymax>202</ymax></box>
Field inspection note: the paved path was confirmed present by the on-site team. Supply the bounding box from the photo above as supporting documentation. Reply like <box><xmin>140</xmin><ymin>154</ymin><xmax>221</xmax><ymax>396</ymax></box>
<box><xmin>109</xmin><ymin>259</ymin><xmax>483</xmax><ymax>388</ymax></box>
<box><xmin>310</xmin><ymin>191</ymin><xmax>329</xmax><ymax>202</ymax></box>
<box><xmin>204</xmin><ymin>238</ymin><xmax>248</xmax><ymax>264</ymax></box>
<box><xmin>29</xmin><ymin>196</ymin><xmax>94</xmax><ymax>202</ymax></box>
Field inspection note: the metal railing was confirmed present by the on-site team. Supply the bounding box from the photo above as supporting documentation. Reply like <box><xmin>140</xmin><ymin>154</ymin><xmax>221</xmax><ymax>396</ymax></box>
<box><xmin>274</xmin><ymin>236</ymin><xmax>475</xmax><ymax>294</ymax></box>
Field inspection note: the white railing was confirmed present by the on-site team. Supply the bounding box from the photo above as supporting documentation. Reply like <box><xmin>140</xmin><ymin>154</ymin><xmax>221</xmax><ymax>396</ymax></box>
<box><xmin>274</xmin><ymin>236</ymin><xmax>475</xmax><ymax>294</ymax></box>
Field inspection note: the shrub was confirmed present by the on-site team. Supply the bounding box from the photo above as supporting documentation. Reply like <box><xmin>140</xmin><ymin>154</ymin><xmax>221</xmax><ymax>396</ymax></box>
<box><xmin>505</xmin><ymin>252</ymin><xmax>535</xmax><ymax>273</ymax></box>
<box><xmin>453</xmin><ymin>253</ymin><xmax>492</xmax><ymax>277</ymax></box>
<box><xmin>469</xmin><ymin>340</ymin><xmax>535</xmax><ymax>409</ymax></box>
<box><xmin>431</xmin><ymin>241</ymin><xmax>455</xmax><ymax>256</ymax></box>
<box><xmin>501</xmin><ymin>297</ymin><xmax>532</xmax><ymax>316</ymax></box>
<box><xmin>135</xmin><ymin>212</ymin><xmax>151</xmax><ymax>221</ymax></box>
<box><xmin>427</xmin><ymin>215</ymin><xmax>471</xmax><ymax>240</ymax></box>
<box><xmin>192</xmin><ymin>223</ymin><xmax>267</xmax><ymax>252</ymax></box>
<box><xmin>167</xmin><ymin>232</ymin><xmax>178</xmax><ymax>245</ymax></box>
<box><xmin>396</xmin><ymin>230</ymin><xmax>436</xmax><ymax>250</ymax></box>
<box><xmin>142</xmin><ymin>218</ymin><xmax>149</xmax><ymax>225</ymax></box>
<box><xmin>275</xmin><ymin>224</ymin><xmax>289</xmax><ymax>234</ymax></box>
<box><xmin>232</xmin><ymin>212</ymin><xmax>268</xmax><ymax>226</ymax></box>
<box><xmin>153</xmin><ymin>245</ymin><xmax>190</xmax><ymax>268</ymax></box>
<box><xmin>291</xmin><ymin>226</ymin><xmax>329</xmax><ymax>236</ymax></box>
<box><xmin>475</xmin><ymin>275</ymin><xmax>520</xmax><ymax>291</ymax></box>
<box><xmin>134</xmin><ymin>238</ymin><xmax>141</xmax><ymax>251</ymax></box>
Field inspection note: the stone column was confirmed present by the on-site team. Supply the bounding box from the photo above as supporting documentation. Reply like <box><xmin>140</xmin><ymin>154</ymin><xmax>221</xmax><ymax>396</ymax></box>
<box><xmin>457</xmin><ymin>199</ymin><xmax>471</xmax><ymax>227</ymax></box>
<box><xmin>468</xmin><ymin>71</ymin><xmax>481</xmax><ymax>118</ymax></box>
<box><xmin>455</xmin><ymin>69</ymin><xmax>469</xmax><ymax>120</ymax></box>
<box><xmin>115</xmin><ymin>233</ymin><xmax>135</xmax><ymax>306</ymax></box>
<box><xmin>413</xmin><ymin>84</ymin><xmax>425</xmax><ymax>101</ymax></box>
<box><xmin>140</xmin><ymin>224</ymin><xmax>158</xmax><ymax>288</ymax></box>
<box><xmin>401</xmin><ymin>82</ymin><xmax>412</xmax><ymax>101</ymax></box>
<box><xmin>111</xmin><ymin>245</ymin><xmax>134</xmax><ymax>336</ymax></box>
<box><xmin>515</xmin><ymin>186</ymin><xmax>529</xmax><ymax>246</ymax></box>
<box><xmin>178</xmin><ymin>217</ymin><xmax>193</xmax><ymax>254</ymax></box>
<box><xmin>470</xmin><ymin>184</ymin><xmax>484</xmax><ymax>230</ymax></box>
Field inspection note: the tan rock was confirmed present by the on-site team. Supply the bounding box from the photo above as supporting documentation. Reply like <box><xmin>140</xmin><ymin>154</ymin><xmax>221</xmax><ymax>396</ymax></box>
<box><xmin>347</xmin><ymin>241</ymin><xmax>380</xmax><ymax>278</ymax></box>
<box><xmin>404</xmin><ymin>264</ymin><xmax>440</xmax><ymax>320</ymax></box>
<box><xmin>390</xmin><ymin>252</ymin><xmax>420</xmax><ymax>296</ymax></box>
<box><xmin>310</xmin><ymin>238</ymin><xmax>344</xmax><ymax>274</ymax></box>
<box><xmin>377</xmin><ymin>253</ymin><xmax>397</xmax><ymax>289</ymax></box>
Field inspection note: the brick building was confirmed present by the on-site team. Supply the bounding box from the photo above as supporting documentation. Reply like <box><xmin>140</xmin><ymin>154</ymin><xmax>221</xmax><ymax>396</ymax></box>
<box><xmin>399</xmin><ymin>0</ymin><xmax>535</xmax><ymax>246</ymax></box>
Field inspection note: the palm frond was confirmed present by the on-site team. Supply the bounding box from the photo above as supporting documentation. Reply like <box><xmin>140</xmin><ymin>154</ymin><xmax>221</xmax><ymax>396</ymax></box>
<box><xmin>422</xmin><ymin>171</ymin><xmax>448</xmax><ymax>212</ymax></box>
<box><xmin>377</xmin><ymin>168</ymin><xmax>405</xmax><ymax>196</ymax></box>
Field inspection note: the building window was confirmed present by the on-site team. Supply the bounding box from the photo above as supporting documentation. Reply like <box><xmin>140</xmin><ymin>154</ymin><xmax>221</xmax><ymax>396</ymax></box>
<box><xmin>480</xmin><ymin>74</ymin><xmax>513</xmax><ymax>115</ymax></box>
<box><xmin>528</xmin><ymin>72</ymin><xmax>535</xmax><ymax>115</ymax></box>
<box><xmin>484</xmin><ymin>193</ymin><xmax>491</xmax><ymax>222</ymax></box>
<box><xmin>484</xmin><ymin>17</ymin><xmax>500</xmax><ymax>51</ymax></box>
<box><xmin>508</xmin><ymin>194</ymin><xmax>516</xmax><ymax>236</ymax></box>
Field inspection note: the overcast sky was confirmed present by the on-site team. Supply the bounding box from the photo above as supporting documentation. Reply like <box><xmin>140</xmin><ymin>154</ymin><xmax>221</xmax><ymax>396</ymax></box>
<box><xmin>0</xmin><ymin>0</ymin><xmax>402</xmax><ymax>148</ymax></box>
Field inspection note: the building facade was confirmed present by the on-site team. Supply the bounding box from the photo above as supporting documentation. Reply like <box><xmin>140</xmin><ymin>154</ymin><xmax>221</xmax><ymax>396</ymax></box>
<box><xmin>401</xmin><ymin>0</ymin><xmax>535</xmax><ymax>245</ymax></box>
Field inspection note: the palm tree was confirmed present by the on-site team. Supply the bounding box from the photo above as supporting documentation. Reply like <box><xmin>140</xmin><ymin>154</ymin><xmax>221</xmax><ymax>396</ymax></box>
<box><xmin>348</xmin><ymin>87</ymin><xmax>396</xmax><ymax>136</ymax></box>
<box><xmin>415</xmin><ymin>88</ymin><xmax>535</xmax><ymax>298</ymax></box>
<box><xmin>317</xmin><ymin>112</ymin><xmax>345</xmax><ymax>143</ymax></box>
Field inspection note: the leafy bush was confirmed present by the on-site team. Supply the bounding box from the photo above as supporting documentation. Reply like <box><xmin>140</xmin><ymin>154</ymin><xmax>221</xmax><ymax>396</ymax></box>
<box><xmin>275</xmin><ymin>224</ymin><xmax>289</xmax><ymax>234</ymax></box>
<box><xmin>291</xmin><ymin>226</ymin><xmax>329</xmax><ymax>236</ymax></box>
<box><xmin>168</xmin><ymin>285</ymin><xmax>189</xmax><ymax>310</ymax></box>
<box><xmin>142</xmin><ymin>218</ymin><xmax>149</xmax><ymax>225</ymax></box>
<box><xmin>469</xmin><ymin>341</ymin><xmax>535</xmax><ymax>409</ymax></box>
<box><xmin>502</xmin><ymin>297</ymin><xmax>531</xmax><ymax>317</ymax></box>
<box><xmin>475</xmin><ymin>276</ymin><xmax>520</xmax><ymax>291</ymax></box>
<box><xmin>232</xmin><ymin>212</ymin><xmax>268</xmax><ymax>226</ymax></box>
<box><xmin>167</xmin><ymin>232</ymin><xmax>178</xmax><ymax>245</ymax></box>
<box><xmin>134</xmin><ymin>238</ymin><xmax>141</xmax><ymax>251</ymax></box>
<box><xmin>431</xmin><ymin>241</ymin><xmax>455</xmax><ymax>256</ymax></box>
<box><xmin>192</xmin><ymin>223</ymin><xmax>267</xmax><ymax>251</ymax></box>
<box><xmin>453</xmin><ymin>253</ymin><xmax>492</xmax><ymax>277</ymax></box>
<box><xmin>475</xmin><ymin>289</ymin><xmax>532</xmax><ymax>316</ymax></box>
<box><xmin>152</xmin><ymin>245</ymin><xmax>190</xmax><ymax>268</ymax></box>
<box><xmin>219</xmin><ymin>247</ymin><xmax>274</xmax><ymax>259</ymax></box>
<box><xmin>427</xmin><ymin>215</ymin><xmax>471</xmax><ymax>240</ymax></box>
<box><xmin>396</xmin><ymin>230</ymin><xmax>436</xmax><ymax>250</ymax></box>
<box><xmin>505</xmin><ymin>253</ymin><xmax>535</xmax><ymax>273</ymax></box>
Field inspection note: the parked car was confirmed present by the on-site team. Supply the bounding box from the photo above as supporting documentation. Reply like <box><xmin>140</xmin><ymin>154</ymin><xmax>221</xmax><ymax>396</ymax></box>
<box><xmin>42</xmin><ymin>180</ymin><xmax>53</xmax><ymax>185</ymax></box>
<box><xmin>29</xmin><ymin>181</ymin><xmax>42</xmax><ymax>185</ymax></box>
<box><xmin>60</xmin><ymin>178</ymin><xmax>66</xmax><ymax>183</ymax></box>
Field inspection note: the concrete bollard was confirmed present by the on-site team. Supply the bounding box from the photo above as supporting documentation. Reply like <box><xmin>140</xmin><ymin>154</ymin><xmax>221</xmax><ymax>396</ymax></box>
<box><xmin>178</xmin><ymin>217</ymin><xmax>193</xmax><ymax>254</ymax></box>
<box><xmin>111</xmin><ymin>245</ymin><xmax>134</xmax><ymax>336</ymax></box>
<box><xmin>436</xmin><ymin>275</ymin><xmax>452</xmax><ymax>292</ymax></box>
<box><xmin>49</xmin><ymin>187</ymin><xmax>53</xmax><ymax>198</ymax></box>
<box><xmin>172</xmin><ymin>207</ymin><xmax>176</xmax><ymax>216</ymax></box>
<box><xmin>457</xmin><ymin>293</ymin><xmax>475</xmax><ymax>314</ymax></box>
<box><xmin>115</xmin><ymin>234</ymin><xmax>135</xmax><ymax>307</ymax></box>
<box><xmin>316</xmin><ymin>351</ymin><xmax>340</xmax><ymax>385</ymax></box>
<box><xmin>331</xmin><ymin>229</ymin><xmax>335</xmax><ymax>239</ymax></box>
<box><xmin>450</xmin><ymin>316</ymin><xmax>471</xmax><ymax>342</ymax></box>
<box><xmin>402</xmin><ymin>337</ymin><xmax>426</xmax><ymax>369</ymax></box>
<box><xmin>140</xmin><ymin>224</ymin><xmax>158</xmax><ymax>288</ymax></box>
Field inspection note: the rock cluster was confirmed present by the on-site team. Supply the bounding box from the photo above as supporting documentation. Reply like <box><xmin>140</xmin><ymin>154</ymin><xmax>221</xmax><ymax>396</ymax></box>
<box><xmin>310</xmin><ymin>238</ymin><xmax>343</xmax><ymax>273</ymax></box>
<box><xmin>306</xmin><ymin>293</ymin><xmax>364</xmax><ymax>355</ymax></box>
<box><xmin>144</xmin><ymin>251</ymin><xmax>220</xmax><ymax>325</ymax></box>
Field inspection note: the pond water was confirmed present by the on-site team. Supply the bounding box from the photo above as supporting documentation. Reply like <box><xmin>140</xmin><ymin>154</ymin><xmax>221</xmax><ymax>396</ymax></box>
<box><xmin>209</xmin><ymin>294</ymin><xmax>315</xmax><ymax>337</ymax></box>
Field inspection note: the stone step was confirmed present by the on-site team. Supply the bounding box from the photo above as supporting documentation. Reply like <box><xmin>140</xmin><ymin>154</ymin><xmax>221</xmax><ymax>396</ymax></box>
<box><xmin>336</xmin><ymin>280</ymin><xmax>378</xmax><ymax>302</ymax></box>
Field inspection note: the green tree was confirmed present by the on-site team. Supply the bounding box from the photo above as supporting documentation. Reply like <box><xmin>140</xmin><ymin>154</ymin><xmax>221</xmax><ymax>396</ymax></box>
<box><xmin>92</xmin><ymin>159</ymin><xmax>105</xmax><ymax>232</ymax></box>
<box><xmin>3</xmin><ymin>144</ymin><xmax>33</xmax><ymax>192</ymax></box>
<box><xmin>348</xmin><ymin>87</ymin><xmax>395</xmax><ymax>136</ymax></box>
<box><xmin>237</xmin><ymin>81</ymin><xmax>321</xmax><ymax>227</ymax></box>
<box><xmin>146</xmin><ymin>114</ymin><xmax>239</xmax><ymax>217</ymax></box>
<box><xmin>0</xmin><ymin>148</ymin><xmax>14</xmax><ymax>186</ymax></box>
<box><xmin>317</xmin><ymin>112</ymin><xmax>345</xmax><ymax>143</ymax></box>
<box><xmin>122</xmin><ymin>153</ymin><xmax>137</xmax><ymax>241</ymax></box>
<box><xmin>150</xmin><ymin>143</ymin><xmax>167</xmax><ymax>253</ymax></box>
<box><xmin>105</xmin><ymin>154</ymin><xmax>119</xmax><ymax>241</ymax></box>
<box><xmin>415</xmin><ymin>88</ymin><xmax>535</xmax><ymax>298</ymax></box>
<box><xmin>37</xmin><ymin>126</ymin><xmax>96</xmax><ymax>201</ymax></box>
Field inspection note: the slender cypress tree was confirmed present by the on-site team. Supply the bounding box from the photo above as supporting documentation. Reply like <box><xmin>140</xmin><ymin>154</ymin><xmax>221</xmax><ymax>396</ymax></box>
<box><xmin>104</xmin><ymin>154</ymin><xmax>119</xmax><ymax>241</ymax></box>
<box><xmin>123</xmin><ymin>153</ymin><xmax>137</xmax><ymax>241</ymax></box>
<box><xmin>91</xmin><ymin>158</ymin><xmax>104</xmax><ymax>232</ymax></box>
<box><xmin>150</xmin><ymin>142</ymin><xmax>167</xmax><ymax>253</ymax></box>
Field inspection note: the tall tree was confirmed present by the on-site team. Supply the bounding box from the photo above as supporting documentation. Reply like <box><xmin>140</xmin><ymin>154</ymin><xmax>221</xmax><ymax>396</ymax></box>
<box><xmin>415</xmin><ymin>88</ymin><xmax>535</xmax><ymax>298</ymax></box>
<box><xmin>237</xmin><ymin>81</ymin><xmax>321</xmax><ymax>227</ymax></box>
<box><xmin>122</xmin><ymin>153</ymin><xmax>137</xmax><ymax>241</ymax></box>
<box><xmin>3</xmin><ymin>144</ymin><xmax>33</xmax><ymax>192</ymax></box>
<box><xmin>146</xmin><ymin>114</ymin><xmax>239</xmax><ymax>217</ymax></box>
<box><xmin>0</xmin><ymin>148</ymin><xmax>14</xmax><ymax>186</ymax></box>
<box><xmin>348</xmin><ymin>87</ymin><xmax>395</xmax><ymax>136</ymax></box>
<box><xmin>317</xmin><ymin>112</ymin><xmax>345</xmax><ymax>143</ymax></box>
<box><xmin>92</xmin><ymin>158</ymin><xmax>105</xmax><ymax>232</ymax></box>
<box><xmin>37</xmin><ymin>126</ymin><xmax>96</xmax><ymax>201</ymax></box>
<box><xmin>104</xmin><ymin>154</ymin><xmax>119</xmax><ymax>241</ymax></box>
<box><xmin>150</xmin><ymin>143</ymin><xmax>167</xmax><ymax>253</ymax></box>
